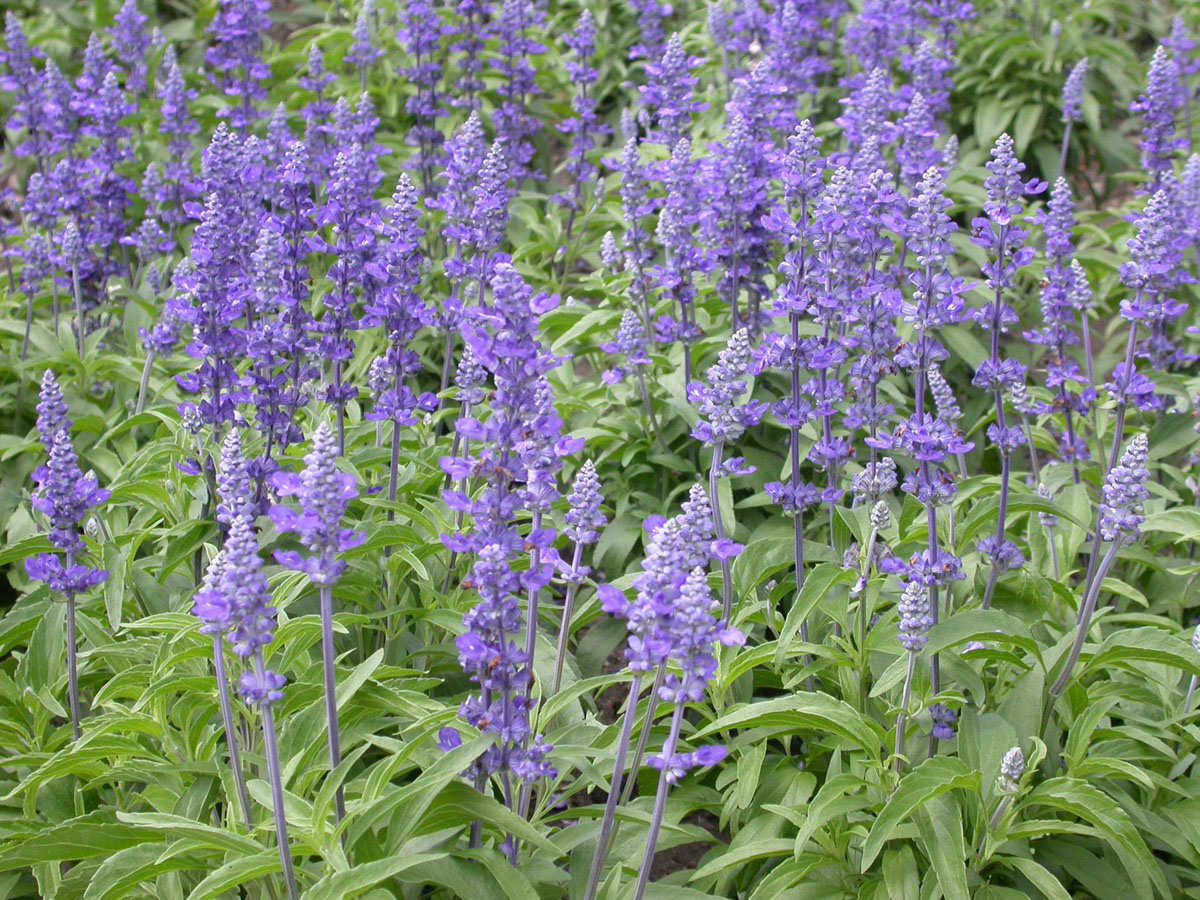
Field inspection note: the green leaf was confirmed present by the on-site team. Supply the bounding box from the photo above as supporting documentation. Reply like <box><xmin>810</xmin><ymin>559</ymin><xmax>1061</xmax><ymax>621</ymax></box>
<box><xmin>188</xmin><ymin>849</ymin><xmax>283</xmax><ymax>900</ymax></box>
<box><xmin>695</xmin><ymin>694</ymin><xmax>885</xmax><ymax>759</ymax></box>
<box><xmin>305</xmin><ymin>853</ymin><xmax>448</xmax><ymax>900</ymax></box>
<box><xmin>113</xmin><ymin>813</ymin><xmax>261</xmax><ymax>855</ymax></box>
<box><xmin>81</xmin><ymin>842</ymin><xmax>199</xmax><ymax>900</ymax></box>
<box><xmin>1000</xmin><ymin>856</ymin><xmax>1074</xmax><ymax>900</ymax></box>
<box><xmin>774</xmin><ymin>564</ymin><xmax>856</xmax><ymax>667</ymax></box>
<box><xmin>913</xmin><ymin>793</ymin><xmax>969</xmax><ymax>900</ymax></box>
<box><xmin>0</xmin><ymin>812</ymin><xmax>154</xmax><ymax>871</ymax></box>
<box><xmin>1023</xmin><ymin>778</ymin><xmax>1169</xmax><ymax>899</ymax></box>
<box><xmin>860</xmin><ymin>757</ymin><xmax>978</xmax><ymax>872</ymax></box>
<box><xmin>1087</xmin><ymin>627</ymin><xmax>1200</xmax><ymax>679</ymax></box>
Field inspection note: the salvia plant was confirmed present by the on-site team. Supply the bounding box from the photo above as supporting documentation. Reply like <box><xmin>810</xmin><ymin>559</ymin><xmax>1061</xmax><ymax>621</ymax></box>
<box><xmin>4</xmin><ymin>2</ymin><xmax>1200</xmax><ymax>899</ymax></box>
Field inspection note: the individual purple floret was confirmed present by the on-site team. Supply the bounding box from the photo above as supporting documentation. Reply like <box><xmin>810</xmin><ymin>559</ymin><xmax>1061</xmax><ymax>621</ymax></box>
<box><xmin>1130</xmin><ymin>46</ymin><xmax>1185</xmax><ymax>191</ymax></box>
<box><xmin>930</xmin><ymin>703</ymin><xmax>957</xmax><ymax>740</ymax></box>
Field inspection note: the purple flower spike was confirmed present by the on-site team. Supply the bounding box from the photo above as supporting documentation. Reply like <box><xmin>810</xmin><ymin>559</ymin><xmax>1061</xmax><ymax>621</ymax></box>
<box><xmin>1061</xmin><ymin>58</ymin><xmax>1088</xmax><ymax>123</ymax></box>
<box><xmin>32</xmin><ymin>430</ymin><xmax>111</xmax><ymax>554</ymax></box>
<box><xmin>1131</xmin><ymin>46</ymin><xmax>1186</xmax><ymax>190</ymax></box>
<box><xmin>36</xmin><ymin>370</ymin><xmax>71</xmax><ymax>449</ymax></box>
<box><xmin>269</xmin><ymin>423</ymin><xmax>365</xmax><ymax>585</ymax></box>
<box><xmin>1099</xmin><ymin>434</ymin><xmax>1150</xmax><ymax>545</ymax></box>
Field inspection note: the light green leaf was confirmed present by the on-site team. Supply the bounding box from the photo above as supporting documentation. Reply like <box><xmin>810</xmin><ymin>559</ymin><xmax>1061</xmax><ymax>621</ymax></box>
<box><xmin>860</xmin><ymin>757</ymin><xmax>978</xmax><ymax>872</ymax></box>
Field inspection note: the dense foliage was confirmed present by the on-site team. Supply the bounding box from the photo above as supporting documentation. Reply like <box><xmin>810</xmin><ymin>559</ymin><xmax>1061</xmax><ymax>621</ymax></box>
<box><xmin>3</xmin><ymin>0</ymin><xmax>1200</xmax><ymax>897</ymax></box>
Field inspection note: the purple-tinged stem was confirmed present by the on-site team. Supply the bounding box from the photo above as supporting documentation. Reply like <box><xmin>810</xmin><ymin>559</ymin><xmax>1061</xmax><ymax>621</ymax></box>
<box><xmin>1056</xmin><ymin>120</ymin><xmax>1073</xmax><ymax>182</ymax></box>
<box><xmin>1049</xmin><ymin>542</ymin><xmax>1120</xmax><ymax>700</ymax></box>
<box><xmin>620</xmin><ymin>662</ymin><xmax>666</xmax><ymax>806</ymax></box>
<box><xmin>255</xmin><ymin>653</ymin><xmax>301</xmax><ymax>900</ymax></box>
<box><xmin>894</xmin><ymin>651</ymin><xmax>917</xmax><ymax>774</ymax></box>
<box><xmin>515</xmin><ymin>511</ymin><xmax>545</xmax><ymax>822</ymax></box>
<box><xmin>319</xmin><ymin>585</ymin><xmax>346</xmax><ymax>822</ymax></box>
<box><xmin>709</xmin><ymin>440</ymin><xmax>735</xmax><ymax>622</ymax></box>
<box><xmin>551</xmin><ymin>543</ymin><xmax>585</xmax><ymax>697</ymax></box>
<box><xmin>66</xmin><ymin>589</ymin><xmax>81</xmax><ymax>740</ymax></box>
<box><xmin>582</xmin><ymin>671</ymin><xmax>643</xmax><ymax>900</ymax></box>
<box><xmin>70</xmin><ymin>264</ymin><xmax>84</xmax><ymax>358</ymax></box>
<box><xmin>212</xmin><ymin>635</ymin><xmax>254</xmax><ymax>829</ymax></box>
<box><xmin>635</xmin><ymin>370</ymin><xmax>664</xmax><ymax>449</ymax></box>
<box><xmin>1081</xmin><ymin>325</ymin><xmax>1138</xmax><ymax>605</ymax></box>
<box><xmin>632</xmin><ymin>702</ymin><xmax>686</xmax><ymax>900</ymax></box>
<box><xmin>136</xmin><ymin>353</ymin><xmax>154</xmax><ymax>415</ymax></box>
<box><xmin>22</xmin><ymin>291</ymin><xmax>34</xmax><ymax>360</ymax></box>
<box><xmin>789</xmin><ymin>311</ymin><xmax>814</xmax><ymax>689</ymax></box>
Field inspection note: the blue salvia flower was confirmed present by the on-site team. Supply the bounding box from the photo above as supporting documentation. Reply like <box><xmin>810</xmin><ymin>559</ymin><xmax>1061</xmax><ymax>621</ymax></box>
<box><xmin>555</xmin><ymin>10</ymin><xmax>609</xmax><ymax>237</ymax></box>
<box><xmin>653</xmin><ymin>138</ymin><xmax>703</xmax><ymax>374</ymax></box>
<box><xmin>36</xmin><ymin>370</ymin><xmax>70</xmax><ymax>449</ymax></box>
<box><xmin>1051</xmin><ymin>434</ymin><xmax>1152</xmax><ymax>703</ymax></box>
<box><xmin>688</xmin><ymin>329</ymin><xmax>768</xmax><ymax>448</ymax></box>
<box><xmin>366</xmin><ymin>176</ymin><xmax>438</xmax><ymax>434</ymax></box>
<box><xmin>170</xmin><ymin>192</ymin><xmax>249</xmax><ymax>431</ymax></box>
<box><xmin>1061</xmin><ymin>58</ymin><xmax>1088</xmax><ymax>123</ymax></box>
<box><xmin>216</xmin><ymin>429</ymin><xmax>254</xmax><ymax>529</ymax></box>
<box><xmin>1</xmin><ymin>14</ymin><xmax>59</xmax><ymax>169</ymax></box>
<box><xmin>629</xmin><ymin>0</ymin><xmax>671</xmax><ymax>60</ymax></box>
<box><xmin>269</xmin><ymin>422</ymin><xmax>365</xmax><ymax>822</ymax></box>
<box><xmin>269</xmin><ymin>423</ymin><xmax>366</xmax><ymax>584</ymax></box>
<box><xmin>493</xmin><ymin>0</ymin><xmax>544</xmax><ymax>179</ymax></box>
<box><xmin>344</xmin><ymin>1</ymin><xmax>383</xmax><ymax>77</ymax></box>
<box><xmin>906</xmin><ymin>39</ymin><xmax>954</xmax><ymax>121</ymax></box>
<box><xmin>897</xmin><ymin>580</ymin><xmax>932</xmax><ymax>651</ymax></box>
<box><xmin>218</xmin><ymin>514</ymin><xmax>299</xmax><ymax>899</ymax></box>
<box><xmin>27</xmin><ymin>385</ymin><xmax>109</xmax><ymax>741</ymax></box>
<box><xmin>109</xmin><ymin>0</ymin><xmax>149</xmax><ymax>93</ymax></box>
<box><xmin>1131</xmin><ymin>46</ymin><xmax>1185</xmax><ymax>190</ymax></box>
<box><xmin>1099</xmin><ymin>433</ymin><xmax>1150</xmax><ymax>545</ymax></box>
<box><xmin>205</xmin><ymin>0</ymin><xmax>272</xmax><ymax>130</ymax></box>
<box><xmin>640</xmin><ymin>34</ymin><xmax>705</xmax><ymax>153</ymax></box>
<box><xmin>397</xmin><ymin>0</ymin><xmax>448</xmax><ymax>197</ymax></box>
<box><xmin>601</xmin><ymin>308</ymin><xmax>652</xmax><ymax>384</ymax></box>
<box><xmin>439</xmin><ymin>264</ymin><xmax>567</xmax><ymax>792</ymax></box>
<box><xmin>970</xmin><ymin>134</ymin><xmax>1045</xmax><ymax>600</ymax></box>
<box><xmin>1027</xmin><ymin>178</ymin><xmax>1091</xmax><ymax>474</ymax></box>
<box><xmin>449</xmin><ymin>0</ymin><xmax>492</xmax><ymax>110</ymax></box>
